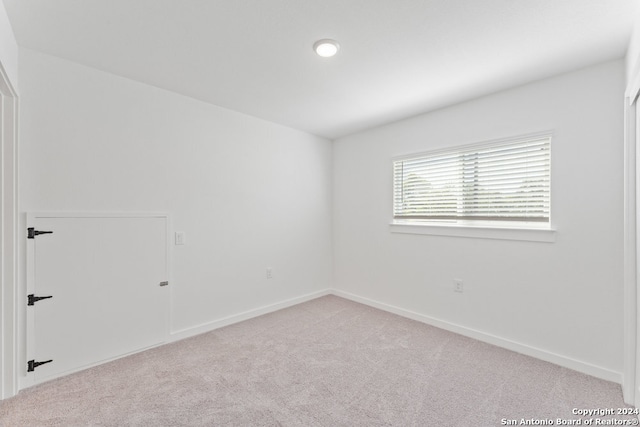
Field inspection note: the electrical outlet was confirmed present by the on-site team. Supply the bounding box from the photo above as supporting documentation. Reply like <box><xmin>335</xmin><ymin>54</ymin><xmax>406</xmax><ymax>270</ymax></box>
<box><xmin>175</xmin><ymin>231</ymin><xmax>186</xmax><ymax>245</ymax></box>
<box><xmin>266</xmin><ymin>267</ymin><xmax>273</xmax><ymax>279</ymax></box>
<box><xmin>454</xmin><ymin>279</ymin><xmax>464</xmax><ymax>293</ymax></box>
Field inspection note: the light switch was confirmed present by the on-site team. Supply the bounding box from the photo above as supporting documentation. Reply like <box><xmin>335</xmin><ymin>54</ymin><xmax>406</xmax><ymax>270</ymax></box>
<box><xmin>175</xmin><ymin>231</ymin><xmax>186</xmax><ymax>245</ymax></box>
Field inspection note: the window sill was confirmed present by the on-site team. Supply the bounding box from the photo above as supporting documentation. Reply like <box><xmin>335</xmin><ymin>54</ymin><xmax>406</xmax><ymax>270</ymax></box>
<box><xmin>389</xmin><ymin>222</ymin><xmax>556</xmax><ymax>243</ymax></box>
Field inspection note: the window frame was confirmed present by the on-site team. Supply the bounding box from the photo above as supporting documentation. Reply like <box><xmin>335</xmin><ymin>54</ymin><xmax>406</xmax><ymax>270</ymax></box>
<box><xmin>390</xmin><ymin>132</ymin><xmax>556</xmax><ymax>242</ymax></box>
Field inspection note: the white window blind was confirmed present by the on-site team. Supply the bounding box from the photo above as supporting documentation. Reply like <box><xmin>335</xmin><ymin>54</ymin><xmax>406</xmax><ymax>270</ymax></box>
<box><xmin>393</xmin><ymin>135</ymin><xmax>551</xmax><ymax>224</ymax></box>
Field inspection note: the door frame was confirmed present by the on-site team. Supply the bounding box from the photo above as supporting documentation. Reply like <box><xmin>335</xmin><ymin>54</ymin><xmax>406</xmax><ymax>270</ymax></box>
<box><xmin>0</xmin><ymin>61</ymin><xmax>18</xmax><ymax>400</ymax></box>
<box><xmin>624</xmin><ymin>63</ymin><xmax>640</xmax><ymax>405</ymax></box>
<box><xmin>624</xmin><ymin>94</ymin><xmax>637</xmax><ymax>405</ymax></box>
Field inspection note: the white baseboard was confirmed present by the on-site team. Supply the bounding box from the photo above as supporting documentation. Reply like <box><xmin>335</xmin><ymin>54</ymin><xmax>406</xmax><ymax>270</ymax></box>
<box><xmin>169</xmin><ymin>289</ymin><xmax>332</xmax><ymax>342</ymax></box>
<box><xmin>17</xmin><ymin>288</ymin><xmax>621</xmax><ymax>396</ymax></box>
<box><xmin>332</xmin><ymin>289</ymin><xmax>623</xmax><ymax>384</ymax></box>
<box><xmin>170</xmin><ymin>288</ymin><xmax>622</xmax><ymax>384</ymax></box>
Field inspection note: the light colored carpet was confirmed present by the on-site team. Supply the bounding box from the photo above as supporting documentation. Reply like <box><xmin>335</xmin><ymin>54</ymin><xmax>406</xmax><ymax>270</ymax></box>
<box><xmin>0</xmin><ymin>295</ymin><xmax>636</xmax><ymax>426</ymax></box>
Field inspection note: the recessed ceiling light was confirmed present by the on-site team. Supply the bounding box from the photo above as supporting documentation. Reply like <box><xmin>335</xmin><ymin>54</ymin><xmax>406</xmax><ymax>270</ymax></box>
<box><xmin>313</xmin><ymin>39</ymin><xmax>340</xmax><ymax>58</ymax></box>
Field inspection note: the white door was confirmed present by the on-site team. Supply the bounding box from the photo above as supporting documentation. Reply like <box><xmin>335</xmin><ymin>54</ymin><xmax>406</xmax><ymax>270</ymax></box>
<box><xmin>27</xmin><ymin>214</ymin><xmax>169</xmax><ymax>384</ymax></box>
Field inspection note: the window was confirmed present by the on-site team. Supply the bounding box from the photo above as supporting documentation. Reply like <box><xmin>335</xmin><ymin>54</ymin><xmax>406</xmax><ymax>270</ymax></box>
<box><xmin>393</xmin><ymin>134</ymin><xmax>551</xmax><ymax>228</ymax></box>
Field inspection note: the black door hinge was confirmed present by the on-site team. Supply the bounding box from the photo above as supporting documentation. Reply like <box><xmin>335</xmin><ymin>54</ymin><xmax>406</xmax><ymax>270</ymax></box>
<box><xmin>27</xmin><ymin>227</ymin><xmax>53</xmax><ymax>239</ymax></box>
<box><xmin>27</xmin><ymin>359</ymin><xmax>53</xmax><ymax>372</ymax></box>
<box><xmin>27</xmin><ymin>294</ymin><xmax>53</xmax><ymax>306</ymax></box>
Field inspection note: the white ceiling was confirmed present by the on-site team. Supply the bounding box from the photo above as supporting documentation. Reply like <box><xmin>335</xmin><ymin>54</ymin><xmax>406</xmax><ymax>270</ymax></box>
<box><xmin>2</xmin><ymin>0</ymin><xmax>638</xmax><ymax>139</ymax></box>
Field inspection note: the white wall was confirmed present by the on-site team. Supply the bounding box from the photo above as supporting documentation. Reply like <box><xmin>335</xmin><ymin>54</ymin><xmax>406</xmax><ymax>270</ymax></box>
<box><xmin>0</xmin><ymin>1</ymin><xmax>18</xmax><ymax>90</ymax></box>
<box><xmin>333</xmin><ymin>60</ymin><xmax>625</xmax><ymax>381</ymax></box>
<box><xmin>18</xmin><ymin>48</ymin><xmax>332</xmax><ymax>357</ymax></box>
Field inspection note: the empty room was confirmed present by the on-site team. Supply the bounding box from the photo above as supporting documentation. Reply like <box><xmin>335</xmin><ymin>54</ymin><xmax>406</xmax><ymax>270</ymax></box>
<box><xmin>2</xmin><ymin>0</ymin><xmax>640</xmax><ymax>425</ymax></box>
